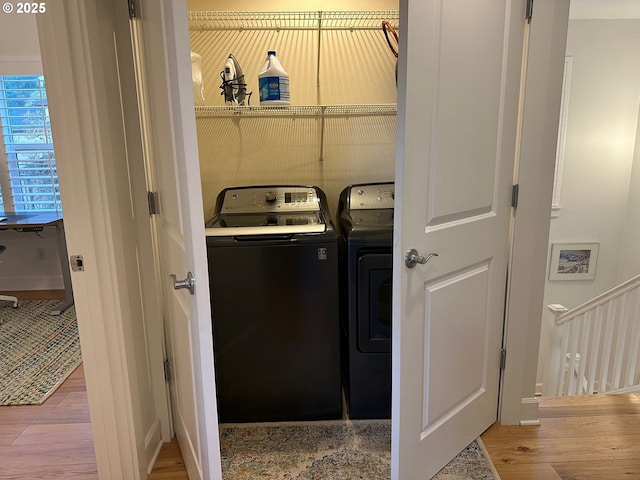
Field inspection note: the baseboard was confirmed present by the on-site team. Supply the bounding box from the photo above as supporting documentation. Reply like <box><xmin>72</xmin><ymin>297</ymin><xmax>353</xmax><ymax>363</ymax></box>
<box><xmin>0</xmin><ymin>276</ymin><xmax>63</xmax><ymax>292</ymax></box>
<box><xmin>519</xmin><ymin>397</ymin><xmax>540</xmax><ymax>425</ymax></box>
<box><xmin>519</xmin><ymin>419</ymin><xmax>541</xmax><ymax>426</ymax></box>
<box><xmin>0</xmin><ymin>289</ymin><xmax>65</xmax><ymax>300</ymax></box>
<box><xmin>176</xmin><ymin>416</ymin><xmax>202</xmax><ymax>480</ymax></box>
<box><xmin>146</xmin><ymin>419</ymin><xmax>163</xmax><ymax>476</ymax></box>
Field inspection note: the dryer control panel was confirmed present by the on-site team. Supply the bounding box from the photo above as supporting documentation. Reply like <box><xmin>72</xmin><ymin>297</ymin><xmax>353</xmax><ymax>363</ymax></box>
<box><xmin>348</xmin><ymin>183</ymin><xmax>395</xmax><ymax>210</ymax></box>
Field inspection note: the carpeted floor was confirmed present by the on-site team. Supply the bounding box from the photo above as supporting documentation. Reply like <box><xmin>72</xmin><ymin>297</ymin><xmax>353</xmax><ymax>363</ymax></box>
<box><xmin>0</xmin><ymin>300</ymin><xmax>82</xmax><ymax>405</ymax></box>
<box><xmin>219</xmin><ymin>420</ymin><xmax>499</xmax><ymax>479</ymax></box>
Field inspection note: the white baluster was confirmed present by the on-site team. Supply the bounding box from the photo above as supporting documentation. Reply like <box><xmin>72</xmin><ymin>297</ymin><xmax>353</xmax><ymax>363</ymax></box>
<box><xmin>625</xmin><ymin>290</ymin><xmax>640</xmax><ymax>387</ymax></box>
<box><xmin>567</xmin><ymin>320</ymin><xmax>580</xmax><ymax>395</ymax></box>
<box><xmin>600</xmin><ymin>301</ymin><xmax>616</xmax><ymax>393</ymax></box>
<box><xmin>577</xmin><ymin>311</ymin><xmax>591</xmax><ymax>394</ymax></box>
<box><xmin>587</xmin><ymin>305</ymin><xmax>604</xmax><ymax>394</ymax></box>
<box><xmin>558</xmin><ymin>322</ymin><xmax>571</xmax><ymax>395</ymax></box>
<box><xmin>612</xmin><ymin>294</ymin><xmax>630</xmax><ymax>390</ymax></box>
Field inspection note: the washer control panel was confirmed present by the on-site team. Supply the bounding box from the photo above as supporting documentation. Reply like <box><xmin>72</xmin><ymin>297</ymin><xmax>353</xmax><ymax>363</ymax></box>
<box><xmin>348</xmin><ymin>183</ymin><xmax>395</xmax><ymax>210</ymax></box>
<box><xmin>220</xmin><ymin>186</ymin><xmax>320</xmax><ymax>214</ymax></box>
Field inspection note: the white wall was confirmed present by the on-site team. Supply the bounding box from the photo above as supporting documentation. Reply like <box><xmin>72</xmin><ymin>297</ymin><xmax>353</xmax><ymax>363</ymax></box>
<box><xmin>188</xmin><ymin>0</ymin><xmax>398</xmax><ymax>220</ymax></box>
<box><xmin>620</xmin><ymin>106</ymin><xmax>640</xmax><ymax>279</ymax></box>
<box><xmin>537</xmin><ymin>19</ymin><xmax>640</xmax><ymax>392</ymax></box>
<box><xmin>0</xmin><ymin>13</ymin><xmax>41</xmax><ymax>73</ymax></box>
<box><xmin>0</xmin><ymin>12</ymin><xmax>62</xmax><ymax>290</ymax></box>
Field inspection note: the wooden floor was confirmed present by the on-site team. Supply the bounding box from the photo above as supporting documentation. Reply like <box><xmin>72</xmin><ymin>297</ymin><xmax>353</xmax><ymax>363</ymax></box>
<box><xmin>0</xmin><ymin>290</ymin><xmax>187</xmax><ymax>479</ymax></box>
<box><xmin>148</xmin><ymin>440</ymin><xmax>189</xmax><ymax>479</ymax></box>
<box><xmin>481</xmin><ymin>393</ymin><xmax>640</xmax><ymax>479</ymax></box>
<box><xmin>0</xmin><ymin>289</ymin><xmax>96</xmax><ymax>478</ymax></box>
<box><xmin>3</xmin><ymin>363</ymin><xmax>640</xmax><ymax>480</ymax></box>
<box><xmin>3</xmin><ymin>291</ymin><xmax>639</xmax><ymax>479</ymax></box>
<box><xmin>3</xmin><ymin>375</ymin><xmax>638</xmax><ymax>480</ymax></box>
<box><xmin>0</xmin><ymin>363</ymin><xmax>188</xmax><ymax>480</ymax></box>
<box><xmin>0</xmin><ymin>364</ymin><xmax>97</xmax><ymax>479</ymax></box>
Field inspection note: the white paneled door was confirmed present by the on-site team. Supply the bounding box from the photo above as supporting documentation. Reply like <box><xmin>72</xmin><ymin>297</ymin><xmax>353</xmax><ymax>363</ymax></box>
<box><xmin>392</xmin><ymin>0</ymin><xmax>526</xmax><ymax>478</ymax></box>
<box><xmin>133</xmin><ymin>1</ymin><xmax>222</xmax><ymax>479</ymax></box>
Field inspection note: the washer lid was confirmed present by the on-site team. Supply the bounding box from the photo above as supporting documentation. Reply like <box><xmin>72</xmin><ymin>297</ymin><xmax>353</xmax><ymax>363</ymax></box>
<box><xmin>206</xmin><ymin>186</ymin><xmax>328</xmax><ymax>236</ymax></box>
<box><xmin>206</xmin><ymin>211</ymin><xmax>326</xmax><ymax>236</ymax></box>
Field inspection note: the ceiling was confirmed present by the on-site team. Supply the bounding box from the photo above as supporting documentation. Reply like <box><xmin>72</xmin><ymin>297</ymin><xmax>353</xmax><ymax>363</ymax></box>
<box><xmin>569</xmin><ymin>0</ymin><xmax>640</xmax><ymax>19</ymax></box>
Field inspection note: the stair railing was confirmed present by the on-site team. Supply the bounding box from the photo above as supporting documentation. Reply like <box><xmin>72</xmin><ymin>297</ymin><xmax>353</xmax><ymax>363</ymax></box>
<box><xmin>546</xmin><ymin>274</ymin><xmax>640</xmax><ymax>397</ymax></box>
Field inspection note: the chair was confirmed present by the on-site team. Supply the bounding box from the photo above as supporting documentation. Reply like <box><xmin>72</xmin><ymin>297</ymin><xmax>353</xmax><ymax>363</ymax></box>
<box><xmin>0</xmin><ymin>245</ymin><xmax>18</xmax><ymax>308</ymax></box>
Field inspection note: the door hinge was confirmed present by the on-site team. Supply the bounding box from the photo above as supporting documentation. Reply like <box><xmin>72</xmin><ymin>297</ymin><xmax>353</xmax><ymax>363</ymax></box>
<box><xmin>526</xmin><ymin>0</ymin><xmax>533</xmax><ymax>23</ymax></box>
<box><xmin>128</xmin><ymin>0</ymin><xmax>138</xmax><ymax>19</ymax></box>
<box><xmin>163</xmin><ymin>358</ymin><xmax>172</xmax><ymax>382</ymax></box>
<box><xmin>148</xmin><ymin>191</ymin><xmax>160</xmax><ymax>215</ymax></box>
<box><xmin>500</xmin><ymin>349</ymin><xmax>507</xmax><ymax>370</ymax></box>
<box><xmin>511</xmin><ymin>184</ymin><xmax>519</xmax><ymax>208</ymax></box>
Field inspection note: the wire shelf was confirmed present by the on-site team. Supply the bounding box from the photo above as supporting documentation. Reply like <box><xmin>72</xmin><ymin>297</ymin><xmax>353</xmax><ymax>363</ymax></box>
<box><xmin>194</xmin><ymin>104</ymin><xmax>397</xmax><ymax>118</ymax></box>
<box><xmin>188</xmin><ymin>10</ymin><xmax>400</xmax><ymax>32</ymax></box>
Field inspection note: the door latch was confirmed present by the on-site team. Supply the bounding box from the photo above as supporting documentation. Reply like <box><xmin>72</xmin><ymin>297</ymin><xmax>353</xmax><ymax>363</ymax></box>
<box><xmin>70</xmin><ymin>255</ymin><xmax>84</xmax><ymax>272</ymax></box>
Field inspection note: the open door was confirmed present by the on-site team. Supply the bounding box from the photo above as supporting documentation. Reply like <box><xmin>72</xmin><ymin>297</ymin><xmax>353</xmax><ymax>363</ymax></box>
<box><xmin>392</xmin><ymin>0</ymin><xmax>527</xmax><ymax>478</ymax></box>
<box><xmin>131</xmin><ymin>1</ymin><xmax>222</xmax><ymax>478</ymax></box>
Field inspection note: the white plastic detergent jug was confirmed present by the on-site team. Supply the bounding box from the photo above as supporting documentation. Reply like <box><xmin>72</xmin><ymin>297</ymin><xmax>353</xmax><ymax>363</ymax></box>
<box><xmin>258</xmin><ymin>50</ymin><xmax>290</xmax><ymax>106</ymax></box>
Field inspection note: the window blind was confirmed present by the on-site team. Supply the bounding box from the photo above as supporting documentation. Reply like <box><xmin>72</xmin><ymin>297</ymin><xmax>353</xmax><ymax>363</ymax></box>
<box><xmin>0</xmin><ymin>75</ymin><xmax>61</xmax><ymax>212</ymax></box>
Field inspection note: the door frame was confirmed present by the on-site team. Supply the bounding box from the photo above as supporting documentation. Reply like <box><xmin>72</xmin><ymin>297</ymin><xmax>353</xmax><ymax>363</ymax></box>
<box><xmin>34</xmin><ymin>0</ymin><xmax>570</xmax><ymax>477</ymax></box>
<box><xmin>131</xmin><ymin>0</ymin><xmax>222</xmax><ymax>476</ymax></box>
<box><xmin>499</xmin><ymin>0</ymin><xmax>570</xmax><ymax>425</ymax></box>
<box><xmin>36</xmin><ymin>1</ymin><xmax>171</xmax><ymax>477</ymax></box>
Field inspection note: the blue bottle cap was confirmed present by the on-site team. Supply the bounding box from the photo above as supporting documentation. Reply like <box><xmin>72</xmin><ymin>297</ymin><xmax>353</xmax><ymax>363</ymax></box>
<box><xmin>267</xmin><ymin>50</ymin><xmax>276</xmax><ymax>55</ymax></box>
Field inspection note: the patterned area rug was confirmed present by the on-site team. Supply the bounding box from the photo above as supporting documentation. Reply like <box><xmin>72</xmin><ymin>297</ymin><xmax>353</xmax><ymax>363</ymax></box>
<box><xmin>219</xmin><ymin>421</ymin><xmax>499</xmax><ymax>479</ymax></box>
<box><xmin>0</xmin><ymin>300</ymin><xmax>82</xmax><ymax>405</ymax></box>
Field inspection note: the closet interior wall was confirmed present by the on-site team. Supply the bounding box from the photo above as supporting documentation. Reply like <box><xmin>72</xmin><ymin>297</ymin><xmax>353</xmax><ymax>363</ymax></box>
<box><xmin>187</xmin><ymin>2</ymin><xmax>399</xmax><ymax>221</ymax></box>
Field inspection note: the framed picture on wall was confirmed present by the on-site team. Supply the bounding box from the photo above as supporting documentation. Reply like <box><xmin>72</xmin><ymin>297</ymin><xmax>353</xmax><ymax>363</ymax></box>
<box><xmin>549</xmin><ymin>243</ymin><xmax>599</xmax><ymax>281</ymax></box>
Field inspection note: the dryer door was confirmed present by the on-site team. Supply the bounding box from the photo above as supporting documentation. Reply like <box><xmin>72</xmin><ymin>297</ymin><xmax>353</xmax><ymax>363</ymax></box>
<box><xmin>357</xmin><ymin>252</ymin><xmax>393</xmax><ymax>353</ymax></box>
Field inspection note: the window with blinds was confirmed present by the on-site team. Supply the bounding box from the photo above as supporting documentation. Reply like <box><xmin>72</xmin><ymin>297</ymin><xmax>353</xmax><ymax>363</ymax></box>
<box><xmin>0</xmin><ymin>75</ymin><xmax>60</xmax><ymax>213</ymax></box>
